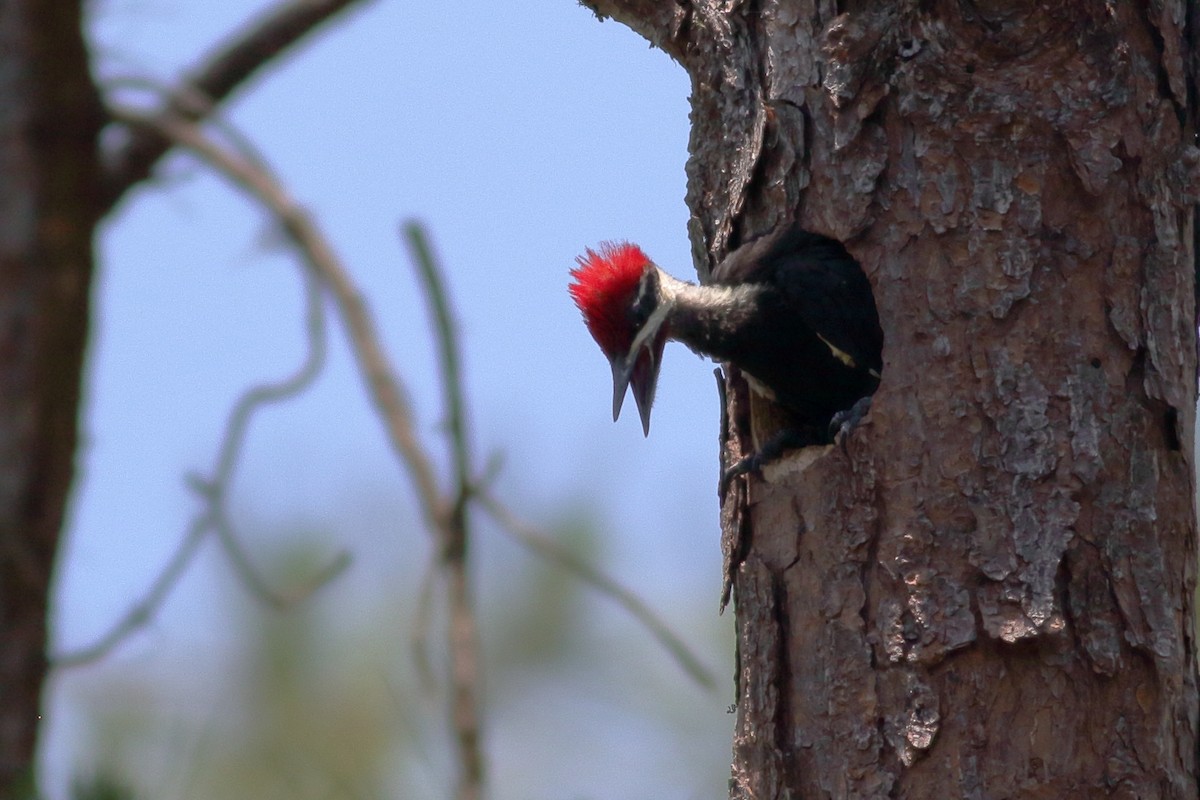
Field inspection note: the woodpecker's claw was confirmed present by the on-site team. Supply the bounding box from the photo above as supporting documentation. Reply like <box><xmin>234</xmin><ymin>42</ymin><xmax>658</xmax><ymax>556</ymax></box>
<box><xmin>719</xmin><ymin>426</ymin><xmax>823</xmax><ymax>496</ymax></box>
<box><xmin>829</xmin><ymin>395</ymin><xmax>873</xmax><ymax>445</ymax></box>
<box><xmin>719</xmin><ymin>455</ymin><xmax>757</xmax><ymax>498</ymax></box>
<box><xmin>720</xmin><ymin>397</ymin><xmax>874</xmax><ymax>495</ymax></box>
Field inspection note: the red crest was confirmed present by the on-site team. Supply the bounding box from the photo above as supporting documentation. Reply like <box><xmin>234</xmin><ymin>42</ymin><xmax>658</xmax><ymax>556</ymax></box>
<box><xmin>568</xmin><ymin>242</ymin><xmax>651</xmax><ymax>356</ymax></box>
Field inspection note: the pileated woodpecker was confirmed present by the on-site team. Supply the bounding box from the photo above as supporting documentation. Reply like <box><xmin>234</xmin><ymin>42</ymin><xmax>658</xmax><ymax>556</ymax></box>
<box><xmin>568</xmin><ymin>223</ymin><xmax>882</xmax><ymax>468</ymax></box>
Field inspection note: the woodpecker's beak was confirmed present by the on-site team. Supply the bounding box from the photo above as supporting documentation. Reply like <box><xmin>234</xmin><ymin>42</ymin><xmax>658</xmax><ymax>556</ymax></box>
<box><xmin>607</xmin><ymin>292</ymin><xmax>673</xmax><ymax>435</ymax></box>
<box><xmin>611</xmin><ymin>357</ymin><xmax>633</xmax><ymax>423</ymax></box>
<box><xmin>611</xmin><ymin>303</ymin><xmax>671</xmax><ymax>435</ymax></box>
<box><xmin>628</xmin><ymin>343</ymin><xmax>664</xmax><ymax>435</ymax></box>
<box><xmin>611</xmin><ymin>345</ymin><xmax>664</xmax><ymax>436</ymax></box>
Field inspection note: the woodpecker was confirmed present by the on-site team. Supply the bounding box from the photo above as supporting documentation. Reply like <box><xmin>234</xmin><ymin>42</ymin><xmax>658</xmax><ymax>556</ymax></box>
<box><xmin>568</xmin><ymin>223</ymin><xmax>882</xmax><ymax>465</ymax></box>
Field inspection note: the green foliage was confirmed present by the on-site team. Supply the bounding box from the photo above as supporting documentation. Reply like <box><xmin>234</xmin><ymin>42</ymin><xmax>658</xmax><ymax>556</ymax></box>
<box><xmin>70</xmin><ymin>773</ymin><xmax>136</xmax><ymax>800</ymax></box>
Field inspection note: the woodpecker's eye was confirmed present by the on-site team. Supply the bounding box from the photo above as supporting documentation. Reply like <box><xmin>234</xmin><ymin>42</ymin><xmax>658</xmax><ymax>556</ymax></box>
<box><xmin>628</xmin><ymin>268</ymin><xmax>659</xmax><ymax>329</ymax></box>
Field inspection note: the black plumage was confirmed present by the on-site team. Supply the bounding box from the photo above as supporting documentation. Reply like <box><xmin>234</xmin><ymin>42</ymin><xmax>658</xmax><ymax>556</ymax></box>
<box><xmin>569</xmin><ymin>222</ymin><xmax>882</xmax><ymax>445</ymax></box>
<box><xmin>671</xmin><ymin>225</ymin><xmax>882</xmax><ymax>433</ymax></box>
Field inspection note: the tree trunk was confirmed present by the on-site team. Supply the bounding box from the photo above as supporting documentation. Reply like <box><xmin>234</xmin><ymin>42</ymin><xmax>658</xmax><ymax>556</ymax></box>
<box><xmin>584</xmin><ymin>1</ymin><xmax>1199</xmax><ymax>796</ymax></box>
<box><xmin>0</xmin><ymin>0</ymin><xmax>104</xmax><ymax>795</ymax></box>
<box><xmin>0</xmin><ymin>2</ymin><xmax>370</xmax><ymax>793</ymax></box>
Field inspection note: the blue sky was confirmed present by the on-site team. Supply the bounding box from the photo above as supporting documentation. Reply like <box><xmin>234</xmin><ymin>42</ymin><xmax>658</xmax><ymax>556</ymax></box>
<box><xmin>45</xmin><ymin>0</ymin><xmax>736</xmax><ymax>796</ymax></box>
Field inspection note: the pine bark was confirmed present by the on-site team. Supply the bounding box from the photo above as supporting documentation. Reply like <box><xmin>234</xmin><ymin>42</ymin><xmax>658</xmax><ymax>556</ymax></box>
<box><xmin>0</xmin><ymin>0</ymin><xmax>104</xmax><ymax>795</ymax></box>
<box><xmin>583</xmin><ymin>1</ymin><xmax>1199</xmax><ymax>796</ymax></box>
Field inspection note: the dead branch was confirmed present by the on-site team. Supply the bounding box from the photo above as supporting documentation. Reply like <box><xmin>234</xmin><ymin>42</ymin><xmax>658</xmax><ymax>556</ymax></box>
<box><xmin>101</xmin><ymin>0</ymin><xmax>375</xmax><ymax>210</ymax></box>
<box><xmin>51</xmin><ymin>516</ymin><xmax>209</xmax><ymax>669</ymax></box>
<box><xmin>478</xmin><ymin>492</ymin><xmax>717</xmax><ymax>691</ymax></box>
<box><xmin>97</xmin><ymin>106</ymin><xmax>713</xmax><ymax>800</ymax></box>
<box><xmin>577</xmin><ymin>0</ymin><xmax>689</xmax><ymax>61</ymax></box>
<box><xmin>110</xmin><ymin>104</ymin><xmax>481</xmax><ymax>797</ymax></box>
<box><xmin>403</xmin><ymin>221</ymin><xmax>484</xmax><ymax>800</ymax></box>
<box><xmin>109</xmin><ymin>107</ymin><xmax>450</xmax><ymax>532</ymax></box>
<box><xmin>52</xmin><ymin>257</ymin><xmax>348</xmax><ymax>668</ymax></box>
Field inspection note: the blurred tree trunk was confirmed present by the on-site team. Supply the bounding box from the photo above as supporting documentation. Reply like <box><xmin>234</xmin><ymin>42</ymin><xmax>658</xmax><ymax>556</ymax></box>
<box><xmin>0</xmin><ymin>0</ymin><xmax>365</xmax><ymax>794</ymax></box>
<box><xmin>584</xmin><ymin>1</ymin><xmax>1199</xmax><ymax>796</ymax></box>
<box><xmin>0</xmin><ymin>0</ymin><xmax>103</xmax><ymax>795</ymax></box>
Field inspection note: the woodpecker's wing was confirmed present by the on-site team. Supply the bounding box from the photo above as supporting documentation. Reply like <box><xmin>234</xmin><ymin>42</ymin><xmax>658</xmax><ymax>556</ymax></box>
<box><xmin>711</xmin><ymin>225</ymin><xmax>883</xmax><ymax>376</ymax></box>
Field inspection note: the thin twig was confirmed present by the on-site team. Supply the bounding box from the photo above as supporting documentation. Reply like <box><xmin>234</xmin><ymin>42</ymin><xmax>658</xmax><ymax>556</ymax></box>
<box><xmin>209</xmin><ymin>264</ymin><xmax>327</xmax><ymax>491</ymax></box>
<box><xmin>51</xmin><ymin>122</ymin><xmax>348</xmax><ymax>669</ymax></box>
<box><xmin>101</xmin><ymin>0</ymin><xmax>375</xmax><ymax>210</ymax></box>
<box><xmin>410</xmin><ymin>561</ymin><xmax>439</xmax><ymax>693</ymax></box>
<box><xmin>189</xmin><ymin>253</ymin><xmax>349</xmax><ymax>610</ymax></box>
<box><xmin>103</xmin><ymin>76</ymin><xmax>277</xmax><ymax>179</ymax></box>
<box><xmin>208</xmin><ymin>504</ymin><xmax>351</xmax><ymax>610</ymax></box>
<box><xmin>444</xmin><ymin>565</ymin><xmax>482</xmax><ymax>800</ymax></box>
<box><xmin>403</xmin><ymin>221</ymin><xmax>484</xmax><ymax>800</ymax></box>
<box><xmin>478</xmin><ymin>493</ymin><xmax>718</xmax><ymax>692</ymax></box>
<box><xmin>403</xmin><ymin>222</ymin><xmax>472</xmax><ymax>505</ymax></box>
<box><xmin>50</xmin><ymin>514</ymin><xmax>212</xmax><ymax>669</ymax></box>
<box><xmin>113</xmin><ymin>106</ymin><xmax>487</xmax><ymax>796</ymax></box>
<box><xmin>96</xmin><ymin>109</ymin><xmax>709</xmax><ymax>800</ymax></box>
<box><xmin>108</xmin><ymin>106</ymin><xmax>449</xmax><ymax>535</ymax></box>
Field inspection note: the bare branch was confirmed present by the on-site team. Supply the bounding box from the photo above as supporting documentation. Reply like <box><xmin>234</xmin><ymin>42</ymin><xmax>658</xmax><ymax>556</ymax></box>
<box><xmin>190</xmin><ymin>251</ymin><xmax>349</xmax><ymax>609</ymax></box>
<box><xmin>403</xmin><ymin>221</ymin><xmax>484</xmax><ymax>800</ymax></box>
<box><xmin>109</xmin><ymin>107</ymin><xmax>449</xmax><ymax>534</ymax></box>
<box><xmin>101</xmin><ymin>0</ymin><xmax>374</xmax><ymax>210</ymax></box>
<box><xmin>103</xmin><ymin>76</ymin><xmax>277</xmax><ymax>178</ymax></box>
<box><xmin>209</xmin><ymin>504</ymin><xmax>351</xmax><ymax>611</ymax></box>
<box><xmin>577</xmin><ymin>0</ymin><xmax>690</xmax><ymax>61</ymax></box>
<box><xmin>51</xmin><ymin>237</ymin><xmax>348</xmax><ymax>668</ymax></box>
<box><xmin>410</xmin><ymin>561</ymin><xmax>439</xmax><ymax>693</ymax></box>
<box><xmin>50</xmin><ymin>515</ymin><xmax>211</xmax><ymax>669</ymax></box>
<box><xmin>109</xmin><ymin>107</ymin><xmax>488</xmax><ymax>796</ymax></box>
<box><xmin>110</xmin><ymin>105</ymin><xmax>492</xmax><ymax>796</ymax></box>
<box><xmin>478</xmin><ymin>493</ymin><xmax>718</xmax><ymax>691</ymax></box>
<box><xmin>209</xmin><ymin>264</ymin><xmax>327</xmax><ymax>489</ymax></box>
<box><xmin>99</xmin><ymin>107</ymin><xmax>704</xmax><ymax>799</ymax></box>
<box><xmin>444</xmin><ymin>564</ymin><xmax>483</xmax><ymax>800</ymax></box>
<box><xmin>403</xmin><ymin>221</ymin><xmax>473</xmax><ymax>509</ymax></box>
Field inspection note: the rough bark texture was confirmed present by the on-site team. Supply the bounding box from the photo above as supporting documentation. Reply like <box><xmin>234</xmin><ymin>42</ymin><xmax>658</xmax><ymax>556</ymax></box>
<box><xmin>585</xmin><ymin>0</ymin><xmax>1199</xmax><ymax>796</ymax></box>
<box><xmin>0</xmin><ymin>0</ymin><xmax>104</xmax><ymax>795</ymax></box>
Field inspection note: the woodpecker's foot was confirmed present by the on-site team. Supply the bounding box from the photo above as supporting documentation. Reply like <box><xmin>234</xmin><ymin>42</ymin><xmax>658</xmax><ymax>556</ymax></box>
<box><xmin>830</xmin><ymin>395</ymin><xmax>873</xmax><ymax>445</ymax></box>
<box><xmin>720</xmin><ymin>426</ymin><xmax>822</xmax><ymax>496</ymax></box>
<box><xmin>719</xmin><ymin>456</ymin><xmax>760</xmax><ymax>498</ymax></box>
